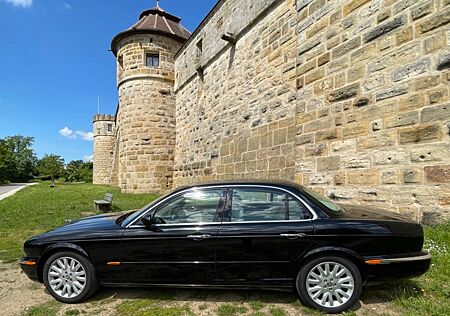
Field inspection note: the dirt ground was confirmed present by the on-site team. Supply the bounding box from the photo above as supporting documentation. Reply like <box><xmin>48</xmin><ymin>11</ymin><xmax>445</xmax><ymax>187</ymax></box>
<box><xmin>0</xmin><ymin>262</ymin><xmax>402</xmax><ymax>316</ymax></box>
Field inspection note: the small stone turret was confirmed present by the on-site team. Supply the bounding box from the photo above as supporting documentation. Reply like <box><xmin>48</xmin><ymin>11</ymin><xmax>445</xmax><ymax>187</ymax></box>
<box><xmin>93</xmin><ymin>114</ymin><xmax>116</xmax><ymax>185</ymax></box>
<box><xmin>110</xmin><ymin>5</ymin><xmax>190</xmax><ymax>193</ymax></box>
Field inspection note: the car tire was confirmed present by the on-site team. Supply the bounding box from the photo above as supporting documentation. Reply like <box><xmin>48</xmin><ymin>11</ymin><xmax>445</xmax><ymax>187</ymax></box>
<box><xmin>296</xmin><ymin>256</ymin><xmax>362</xmax><ymax>314</ymax></box>
<box><xmin>43</xmin><ymin>251</ymin><xmax>98</xmax><ymax>303</ymax></box>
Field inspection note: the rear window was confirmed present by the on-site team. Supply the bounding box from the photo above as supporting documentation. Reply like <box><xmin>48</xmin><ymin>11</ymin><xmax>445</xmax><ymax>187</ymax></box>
<box><xmin>302</xmin><ymin>187</ymin><xmax>346</xmax><ymax>215</ymax></box>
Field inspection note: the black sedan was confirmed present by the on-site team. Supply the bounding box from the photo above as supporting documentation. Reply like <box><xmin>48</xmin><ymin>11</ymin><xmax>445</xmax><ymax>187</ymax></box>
<box><xmin>20</xmin><ymin>180</ymin><xmax>431</xmax><ymax>313</ymax></box>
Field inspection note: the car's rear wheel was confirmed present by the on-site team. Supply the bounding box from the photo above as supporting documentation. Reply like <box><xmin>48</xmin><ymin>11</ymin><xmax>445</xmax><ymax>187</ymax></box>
<box><xmin>296</xmin><ymin>256</ymin><xmax>362</xmax><ymax>314</ymax></box>
<box><xmin>43</xmin><ymin>251</ymin><xmax>98</xmax><ymax>303</ymax></box>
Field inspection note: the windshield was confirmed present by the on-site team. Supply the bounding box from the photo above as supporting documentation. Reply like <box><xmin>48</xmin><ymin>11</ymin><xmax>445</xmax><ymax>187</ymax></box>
<box><xmin>302</xmin><ymin>187</ymin><xmax>346</xmax><ymax>215</ymax></box>
<box><xmin>120</xmin><ymin>191</ymin><xmax>174</xmax><ymax>227</ymax></box>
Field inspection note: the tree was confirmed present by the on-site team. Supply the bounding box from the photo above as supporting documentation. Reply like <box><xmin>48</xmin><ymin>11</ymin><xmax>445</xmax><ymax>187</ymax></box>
<box><xmin>3</xmin><ymin>135</ymin><xmax>37</xmax><ymax>182</ymax></box>
<box><xmin>37</xmin><ymin>155</ymin><xmax>65</xmax><ymax>186</ymax></box>
<box><xmin>65</xmin><ymin>160</ymin><xmax>93</xmax><ymax>183</ymax></box>
<box><xmin>0</xmin><ymin>139</ymin><xmax>14</xmax><ymax>183</ymax></box>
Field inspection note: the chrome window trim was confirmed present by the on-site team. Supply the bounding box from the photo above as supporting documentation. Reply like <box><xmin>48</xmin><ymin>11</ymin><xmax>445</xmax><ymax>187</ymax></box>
<box><xmin>126</xmin><ymin>184</ymin><xmax>318</xmax><ymax>228</ymax></box>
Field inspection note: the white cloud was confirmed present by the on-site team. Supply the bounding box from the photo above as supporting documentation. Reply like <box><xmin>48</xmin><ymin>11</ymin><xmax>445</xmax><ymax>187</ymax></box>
<box><xmin>84</xmin><ymin>155</ymin><xmax>94</xmax><ymax>163</ymax></box>
<box><xmin>62</xmin><ymin>2</ymin><xmax>71</xmax><ymax>10</ymax></box>
<box><xmin>59</xmin><ymin>126</ymin><xmax>76</xmax><ymax>139</ymax></box>
<box><xmin>76</xmin><ymin>131</ymin><xmax>94</xmax><ymax>141</ymax></box>
<box><xmin>4</xmin><ymin>0</ymin><xmax>33</xmax><ymax>8</ymax></box>
<box><xmin>59</xmin><ymin>127</ymin><xmax>94</xmax><ymax>142</ymax></box>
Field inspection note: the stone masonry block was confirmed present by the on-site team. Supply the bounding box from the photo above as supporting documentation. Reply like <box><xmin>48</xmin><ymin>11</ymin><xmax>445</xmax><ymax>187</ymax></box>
<box><xmin>385</xmin><ymin>111</ymin><xmax>419</xmax><ymax>128</ymax></box>
<box><xmin>347</xmin><ymin>170</ymin><xmax>379</xmax><ymax>185</ymax></box>
<box><xmin>382</xmin><ymin>170</ymin><xmax>399</xmax><ymax>184</ymax></box>
<box><xmin>411</xmin><ymin>1</ymin><xmax>433</xmax><ymax>21</ymax></box>
<box><xmin>403</xmin><ymin>168</ymin><xmax>423</xmax><ymax>184</ymax></box>
<box><xmin>373</xmin><ymin>149</ymin><xmax>408</xmax><ymax>165</ymax></box>
<box><xmin>391</xmin><ymin>58</ymin><xmax>431</xmax><ymax>82</ymax></box>
<box><xmin>420</xmin><ymin>104</ymin><xmax>450</xmax><ymax>123</ymax></box>
<box><xmin>425</xmin><ymin>165</ymin><xmax>450</xmax><ymax>183</ymax></box>
<box><xmin>416</xmin><ymin>7</ymin><xmax>450</xmax><ymax>34</ymax></box>
<box><xmin>317</xmin><ymin>156</ymin><xmax>341</xmax><ymax>171</ymax></box>
<box><xmin>363</xmin><ymin>15</ymin><xmax>407</xmax><ymax>43</ymax></box>
<box><xmin>327</xmin><ymin>83</ymin><xmax>360</xmax><ymax>102</ymax></box>
<box><xmin>375</xmin><ymin>85</ymin><xmax>408</xmax><ymax>101</ymax></box>
<box><xmin>399</xmin><ymin>125</ymin><xmax>442</xmax><ymax>144</ymax></box>
<box><xmin>343</xmin><ymin>0</ymin><xmax>371</xmax><ymax>16</ymax></box>
<box><xmin>332</xmin><ymin>37</ymin><xmax>361</xmax><ymax>59</ymax></box>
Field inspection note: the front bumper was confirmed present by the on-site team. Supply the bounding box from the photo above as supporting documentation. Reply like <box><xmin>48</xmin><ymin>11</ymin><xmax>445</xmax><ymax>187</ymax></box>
<box><xmin>19</xmin><ymin>257</ymin><xmax>40</xmax><ymax>282</ymax></box>
<box><xmin>363</xmin><ymin>251</ymin><xmax>431</xmax><ymax>284</ymax></box>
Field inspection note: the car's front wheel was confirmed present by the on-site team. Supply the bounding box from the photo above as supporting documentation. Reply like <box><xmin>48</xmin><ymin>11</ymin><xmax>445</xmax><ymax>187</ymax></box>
<box><xmin>43</xmin><ymin>251</ymin><xmax>98</xmax><ymax>303</ymax></box>
<box><xmin>296</xmin><ymin>256</ymin><xmax>362</xmax><ymax>314</ymax></box>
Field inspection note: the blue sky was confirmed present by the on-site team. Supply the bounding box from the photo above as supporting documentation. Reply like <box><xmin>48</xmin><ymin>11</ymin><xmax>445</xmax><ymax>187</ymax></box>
<box><xmin>0</xmin><ymin>0</ymin><xmax>217</xmax><ymax>162</ymax></box>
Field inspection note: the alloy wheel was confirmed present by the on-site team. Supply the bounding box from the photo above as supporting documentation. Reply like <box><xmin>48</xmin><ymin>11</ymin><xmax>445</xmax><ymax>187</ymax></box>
<box><xmin>48</xmin><ymin>256</ymin><xmax>87</xmax><ymax>299</ymax></box>
<box><xmin>305</xmin><ymin>261</ymin><xmax>355</xmax><ymax>308</ymax></box>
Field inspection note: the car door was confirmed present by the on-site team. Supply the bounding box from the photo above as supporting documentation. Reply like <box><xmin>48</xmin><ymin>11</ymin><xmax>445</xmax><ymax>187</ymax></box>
<box><xmin>119</xmin><ymin>187</ymin><xmax>227</xmax><ymax>285</ymax></box>
<box><xmin>215</xmin><ymin>186</ymin><xmax>314</xmax><ymax>287</ymax></box>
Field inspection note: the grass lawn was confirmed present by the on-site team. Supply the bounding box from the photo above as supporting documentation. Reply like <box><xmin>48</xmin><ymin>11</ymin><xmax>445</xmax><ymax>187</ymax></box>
<box><xmin>0</xmin><ymin>182</ymin><xmax>155</xmax><ymax>263</ymax></box>
<box><xmin>0</xmin><ymin>182</ymin><xmax>449</xmax><ymax>315</ymax></box>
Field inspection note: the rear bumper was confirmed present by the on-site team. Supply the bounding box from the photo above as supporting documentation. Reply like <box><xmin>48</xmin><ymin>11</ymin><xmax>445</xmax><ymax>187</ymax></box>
<box><xmin>363</xmin><ymin>251</ymin><xmax>431</xmax><ymax>284</ymax></box>
<box><xmin>19</xmin><ymin>257</ymin><xmax>40</xmax><ymax>282</ymax></box>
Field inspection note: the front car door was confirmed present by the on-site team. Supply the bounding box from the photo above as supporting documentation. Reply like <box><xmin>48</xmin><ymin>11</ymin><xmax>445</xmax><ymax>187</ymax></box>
<box><xmin>215</xmin><ymin>185</ymin><xmax>315</xmax><ymax>287</ymax></box>
<box><xmin>119</xmin><ymin>187</ymin><xmax>226</xmax><ymax>285</ymax></box>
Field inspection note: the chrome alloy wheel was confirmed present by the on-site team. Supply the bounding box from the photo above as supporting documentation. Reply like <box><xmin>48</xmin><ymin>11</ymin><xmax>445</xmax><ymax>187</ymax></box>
<box><xmin>48</xmin><ymin>257</ymin><xmax>86</xmax><ymax>299</ymax></box>
<box><xmin>305</xmin><ymin>261</ymin><xmax>355</xmax><ymax>308</ymax></box>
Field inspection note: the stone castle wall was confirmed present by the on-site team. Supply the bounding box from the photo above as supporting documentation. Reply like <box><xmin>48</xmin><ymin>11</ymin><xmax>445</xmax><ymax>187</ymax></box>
<box><xmin>93</xmin><ymin>115</ymin><xmax>116</xmax><ymax>185</ymax></box>
<box><xmin>174</xmin><ymin>0</ymin><xmax>450</xmax><ymax>223</ymax></box>
<box><xmin>114</xmin><ymin>34</ymin><xmax>182</xmax><ymax>193</ymax></box>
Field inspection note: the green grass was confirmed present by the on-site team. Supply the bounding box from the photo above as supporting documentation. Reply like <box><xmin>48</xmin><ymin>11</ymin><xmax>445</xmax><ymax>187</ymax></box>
<box><xmin>64</xmin><ymin>309</ymin><xmax>80</xmax><ymax>316</ymax></box>
<box><xmin>217</xmin><ymin>304</ymin><xmax>248</xmax><ymax>316</ymax></box>
<box><xmin>269</xmin><ymin>306</ymin><xmax>287</xmax><ymax>316</ymax></box>
<box><xmin>0</xmin><ymin>182</ymin><xmax>155</xmax><ymax>263</ymax></box>
<box><xmin>23</xmin><ymin>302</ymin><xmax>60</xmax><ymax>316</ymax></box>
<box><xmin>116</xmin><ymin>299</ymin><xmax>193</xmax><ymax>316</ymax></box>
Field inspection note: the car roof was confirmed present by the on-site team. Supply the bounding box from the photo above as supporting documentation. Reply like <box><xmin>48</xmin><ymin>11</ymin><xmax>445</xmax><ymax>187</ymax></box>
<box><xmin>173</xmin><ymin>179</ymin><xmax>303</xmax><ymax>193</ymax></box>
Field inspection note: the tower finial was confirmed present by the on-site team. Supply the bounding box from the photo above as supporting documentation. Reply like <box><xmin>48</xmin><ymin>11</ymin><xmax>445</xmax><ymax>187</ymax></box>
<box><xmin>156</xmin><ymin>0</ymin><xmax>160</xmax><ymax>8</ymax></box>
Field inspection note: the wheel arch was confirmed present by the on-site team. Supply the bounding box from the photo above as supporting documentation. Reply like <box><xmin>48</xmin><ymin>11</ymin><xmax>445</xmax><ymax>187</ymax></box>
<box><xmin>299</xmin><ymin>246</ymin><xmax>368</xmax><ymax>282</ymax></box>
<box><xmin>37</xmin><ymin>243</ymin><xmax>90</xmax><ymax>282</ymax></box>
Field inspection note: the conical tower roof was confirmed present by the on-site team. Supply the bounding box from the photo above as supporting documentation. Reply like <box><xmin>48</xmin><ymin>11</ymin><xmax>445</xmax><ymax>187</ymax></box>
<box><xmin>111</xmin><ymin>5</ymin><xmax>191</xmax><ymax>55</ymax></box>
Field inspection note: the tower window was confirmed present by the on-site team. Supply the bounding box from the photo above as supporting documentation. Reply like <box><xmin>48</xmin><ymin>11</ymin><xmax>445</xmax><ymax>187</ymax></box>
<box><xmin>146</xmin><ymin>53</ymin><xmax>160</xmax><ymax>68</ymax></box>
<box><xmin>107</xmin><ymin>124</ymin><xmax>113</xmax><ymax>132</ymax></box>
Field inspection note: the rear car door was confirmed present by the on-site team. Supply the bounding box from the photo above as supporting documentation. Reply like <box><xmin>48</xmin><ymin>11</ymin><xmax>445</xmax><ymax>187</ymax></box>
<box><xmin>215</xmin><ymin>186</ymin><xmax>314</xmax><ymax>287</ymax></box>
<box><xmin>120</xmin><ymin>187</ymin><xmax>226</xmax><ymax>285</ymax></box>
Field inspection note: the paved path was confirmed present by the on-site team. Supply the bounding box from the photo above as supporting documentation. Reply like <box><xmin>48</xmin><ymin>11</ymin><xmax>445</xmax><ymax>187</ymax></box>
<box><xmin>0</xmin><ymin>183</ymin><xmax>34</xmax><ymax>201</ymax></box>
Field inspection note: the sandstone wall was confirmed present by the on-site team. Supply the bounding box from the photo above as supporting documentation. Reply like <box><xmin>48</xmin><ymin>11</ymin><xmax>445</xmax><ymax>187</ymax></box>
<box><xmin>294</xmin><ymin>0</ymin><xmax>450</xmax><ymax>223</ymax></box>
<box><xmin>174</xmin><ymin>0</ymin><xmax>298</xmax><ymax>186</ymax></box>
<box><xmin>93</xmin><ymin>115</ymin><xmax>116</xmax><ymax>185</ymax></box>
<box><xmin>174</xmin><ymin>0</ymin><xmax>450</xmax><ymax>223</ymax></box>
<box><xmin>115</xmin><ymin>34</ymin><xmax>182</xmax><ymax>193</ymax></box>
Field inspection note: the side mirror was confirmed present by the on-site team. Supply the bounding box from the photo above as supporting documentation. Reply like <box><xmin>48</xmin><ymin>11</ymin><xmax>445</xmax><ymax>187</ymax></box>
<box><xmin>141</xmin><ymin>213</ymin><xmax>153</xmax><ymax>228</ymax></box>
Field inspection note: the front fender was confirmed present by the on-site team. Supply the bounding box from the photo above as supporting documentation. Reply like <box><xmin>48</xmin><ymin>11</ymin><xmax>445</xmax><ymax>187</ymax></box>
<box><xmin>36</xmin><ymin>242</ymin><xmax>90</xmax><ymax>282</ymax></box>
<box><xmin>41</xmin><ymin>242</ymin><xmax>90</xmax><ymax>259</ymax></box>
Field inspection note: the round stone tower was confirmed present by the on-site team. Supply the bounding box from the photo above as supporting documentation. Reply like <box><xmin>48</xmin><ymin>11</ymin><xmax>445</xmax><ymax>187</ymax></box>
<box><xmin>93</xmin><ymin>114</ymin><xmax>116</xmax><ymax>185</ymax></box>
<box><xmin>111</xmin><ymin>4</ymin><xmax>190</xmax><ymax>193</ymax></box>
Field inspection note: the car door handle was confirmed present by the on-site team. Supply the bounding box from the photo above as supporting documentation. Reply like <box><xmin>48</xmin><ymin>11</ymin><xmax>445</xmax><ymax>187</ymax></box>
<box><xmin>187</xmin><ymin>234</ymin><xmax>212</xmax><ymax>241</ymax></box>
<box><xmin>280</xmin><ymin>233</ymin><xmax>306</xmax><ymax>239</ymax></box>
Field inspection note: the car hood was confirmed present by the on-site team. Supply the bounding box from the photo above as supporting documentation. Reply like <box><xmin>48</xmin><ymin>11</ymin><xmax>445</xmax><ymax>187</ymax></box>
<box><xmin>33</xmin><ymin>212</ymin><xmax>125</xmax><ymax>241</ymax></box>
<box><xmin>339</xmin><ymin>204</ymin><xmax>415</xmax><ymax>223</ymax></box>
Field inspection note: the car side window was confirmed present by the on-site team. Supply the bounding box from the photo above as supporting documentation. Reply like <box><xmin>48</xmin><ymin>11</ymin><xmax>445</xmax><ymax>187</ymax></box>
<box><xmin>229</xmin><ymin>188</ymin><xmax>311</xmax><ymax>222</ymax></box>
<box><xmin>153</xmin><ymin>189</ymin><xmax>225</xmax><ymax>224</ymax></box>
<box><xmin>288</xmin><ymin>195</ymin><xmax>313</xmax><ymax>220</ymax></box>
